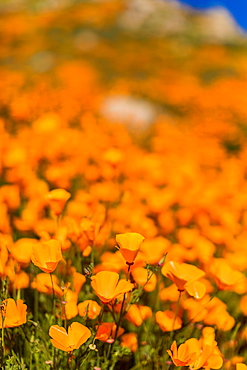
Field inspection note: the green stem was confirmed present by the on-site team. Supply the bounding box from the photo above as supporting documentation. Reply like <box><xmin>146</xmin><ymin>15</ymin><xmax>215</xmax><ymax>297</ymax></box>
<box><xmin>106</xmin><ymin>342</ymin><xmax>112</xmax><ymax>361</ymax></box>
<box><xmin>13</xmin><ymin>284</ymin><xmax>16</xmax><ymax>301</ymax></box>
<box><xmin>68</xmin><ymin>352</ymin><xmax>73</xmax><ymax>370</ymax></box>
<box><xmin>34</xmin><ymin>289</ymin><xmax>39</xmax><ymax>322</ymax></box>
<box><xmin>80</xmin><ymin>350</ymin><xmax>91</xmax><ymax>369</ymax></box>
<box><xmin>126</xmin><ymin>262</ymin><xmax>133</xmax><ymax>281</ymax></box>
<box><xmin>93</xmin><ymin>306</ymin><xmax>105</xmax><ymax>346</ymax></box>
<box><xmin>98</xmin><ymin>304</ymin><xmax>105</xmax><ymax>325</ymax></box>
<box><xmin>107</xmin><ymin>293</ymin><xmax>126</xmax><ymax>359</ymax></box>
<box><xmin>1</xmin><ymin>325</ymin><xmax>5</xmax><ymax>366</ymax></box>
<box><xmin>154</xmin><ymin>268</ymin><xmax>161</xmax><ymax>312</ymax></box>
<box><xmin>52</xmin><ymin>346</ymin><xmax>56</xmax><ymax>370</ymax></box>
<box><xmin>50</xmin><ymin>273</ymin><xmax>55</xmax><ymax>316</ymax></box>
<box><xmin>62</xmin><ymin>290</ymin><xmax>67</xmax><ymax>330</ymax></box>
<box><xmin>30</xmin><ymin>350</ymin><xmax>32</xmax><ymax>370</ymax></box>
<box><xmin>170</xmin><ymin>290</ymin><xmax>182</xmax><ymax>341</ymax></box>
<box><xmin>91</xmin><ymin>245</ymin><xmax>95</xmax><ymax>270</ymax></box>
<box><xmin>56</xmin><ymin>214</ymin><xmax>61</xmax><ymax>229</ymax></box>
<box><xmin>114</xmin><ymin>293</ymin><xmax>126</xmax><ymax>341</ymax></box>
<box><xmin>64</xmin><ymin>306</ymin><xmax>67</xmax><ymax>331</ymax></box>
<box><xmin>108</xmin><ymin>305</ymin><xmax>117</xmax><ymax>324</ymax></box>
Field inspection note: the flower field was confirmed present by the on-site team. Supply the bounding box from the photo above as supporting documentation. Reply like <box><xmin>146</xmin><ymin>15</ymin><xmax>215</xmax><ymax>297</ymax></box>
<box><xmin>1</xmin><ymin>0</ymin><xmax>247</xmax><ymax>369</ymax></box>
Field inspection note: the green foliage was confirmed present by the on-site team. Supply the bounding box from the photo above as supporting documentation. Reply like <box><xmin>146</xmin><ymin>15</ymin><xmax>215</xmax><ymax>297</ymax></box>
<box><xmin>5</xmin><ymin>356</ymin><xmax>27</xmax><ymax>370</ymax></box>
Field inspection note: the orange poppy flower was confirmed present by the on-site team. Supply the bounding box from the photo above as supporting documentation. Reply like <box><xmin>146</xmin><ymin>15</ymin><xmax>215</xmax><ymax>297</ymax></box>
<box><xmin>31</xmin><ymin>273</ymin><xmax>63</xmax><ymax>297</ymax></box>
<box><xmin>139</xmin><ymin>236</ymin><xmax>170</xmax><ymax>265</ymax></box>
<box><xmin>31</xmin><ymin>239</ymin><xmax>62</xmax><ymax>273</ymax></box>
<box><xmin>240</xmin><ymin>295</ymin><xmax>247</xmax><ymax>315</ymax></box>
<box><xmin>116</xmin><ymin>232</ymin><xmax>145</xmax><ymax>265</ymax></box>
<box><xmin>204</xmin><ymin>297</ymin><xmax>235</xmax><ymax>331</ymax></box>
<box><xmin>168</xmin><ymin>330</ymin><xmax>223</xmax><ymax>370</ymax></box>
<box><xmin>78</xmin><ymin>300</ymin><xmax>101</xmax><ymax>319</ymax></box>
<box><xmin>131</xmin><ymin>267</ymin><xmax>157</xmax><ymax>292</ymax></box>
<box><xmin>125</xmin><ymin>304</ymin><xmax>152</xmax><ymax>326</ymax></box>
<box><xmin>72</xmin><ymin>269</ymin><xmax>86</xmax><ymax>296</ymax></box>
<box><xmin>209</xmin><ymin>258</ymin><xmax>245</xmax><ymax>290</ymax></box>
<box><xmin>191</xmin><ymin>327</ymin><xmax>223</xmax><ymax>370</ymax></box>
<box><xmin>96</xmin><ymin>251</ymin><xmax>126</xmax><ymax>273</ymax></box>
<box><xmin>49</xmin><ymin>322</ymin><xmax>91</xmax><ymax>352</ymax></box>
<box><xmin>80</xmin><ymin>218</ymin><xmax>97</xmax><ymax>243</ymax></box>
<box><xmin>95</xmin><ymin>322</ymin><xmax>124</xmax><ymax>342</ymax></box>
<box><xmin>103</xmin><ymin>148</ymin><xmax>123</xmax><ymax>167</ymax></box>
<box><xmin>64</xmin><ymin>302</ymin><xmax>78</xmax><ymax>321</ymax></box>
<box><xmin>46</xmin><ymin>188</ymin><xmax>71</xmax><ymax>216</ymax></box>
<box><xmin>0</xmin><ymin>298</ymin><xmax>27</xmax><ymax>328</ymax></box>
<box><xmin>182</xmin><ymin>296</ymin><xmax>209</xmax><ymax>323</ymax></box>
<box><xmin>0</xmin><ymin>242</ymin><xmax>8</xmax><ymax>276</ymax></box>
<box><xmin>237</xmin><ymin>364</ymin><xmax>247</xmax><ymax>370</ymax></box>
<box><xmin>155</xmin><ymin>310</ymin><xmax>182</xmax><ymax>332</ymax></box>
<box><xmin>121</xmin><ymin>333</ymin><xmax>138</xmax><ymax>352</ymax></box>
<box><xmin>11</xmin><ymin>271</ymin><xmax>29</xmax><ymax>290</ymax></box>
<box><xmin>91</xmin><ymin>271</ymin><xmax>134</xmax><ymax>304</ymax></box>
<box><xmin>0</xmin><ymin>184</ymin><xmax>20</xmax><ymax>210</ymax></box>
<box><xmin>10</xmin><ymin>238</ymin><xmax>38</xmax><ymax>264</ymax></box>
<box><xmin>167</xmin><ymin>339</ymin><xmax>200</xmax><ymax>367</ymax></box>
<box><xmin>161</xmin><ymin>261</ymin><xmax>206</xmax><ymax>299</ymax></box>
<box><xmin>61</xmin><ymin>290</ymin><xmax>78</xmax><ymax>320</ymax></box>
<box><xmin>225</xmin><ymin>357</ymin><xmax>244</xmax><ymax>370</ymax></box>
<box><xmin>159</xmin><ymin>284</ymin><xmax>181</xmax><ymax>302</ymax></box>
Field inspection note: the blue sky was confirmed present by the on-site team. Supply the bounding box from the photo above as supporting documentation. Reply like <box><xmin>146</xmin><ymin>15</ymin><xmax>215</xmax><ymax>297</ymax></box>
<box><xmin>177</xmin><ymin>1</ymin><xmax>247</xmax><ymax>30</ymax></box>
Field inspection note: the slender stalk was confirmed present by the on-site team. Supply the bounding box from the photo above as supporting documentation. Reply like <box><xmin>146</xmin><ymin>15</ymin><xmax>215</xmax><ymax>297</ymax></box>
<box><xmin>1</xmin><ymin>304</ymin><xmax>5</xmax><ymax>366</ymax></box>
<box><xmin>106</xmin><ymin>341</ymin><xmax>112</xmax><ymax>361</ymax></box>
<box><xmin>63</xmin><ymin>304</ymin><xmax>67</xmax><ymax>331</ymax></box>
<box><xmin>13</xmin><ymin>284</ymin><xmax>16</xmax><ymax>301</ymax></box>
<box><xmin>29</xmin><ymin>351</ymin><xmax>32</xmax><ymax>370</ymax></box>
<box><xmin>50</xmin><ymin>273</ymin><xmax>55</xmax><ymax>316</ymax></box>
<box><xmin>91</xmin><ymin>306</ymin><xmax>105</xmax><ymax>349</ymax></box>
<box><xmin>91</xmin><ymin>245</ymin><xmax>95</xmax><ymax>270</ymax></box>
<box><xmin>98</xmin><ymin>304</ymin><xmax>105</xmax><ymax>326</ymax></box>
<box><xmin>34</xmin><ymin>288</ymin><xmax>38</xmax><ymax>322</ymax></box>
<box><xmin>68</xmin><ymin>352</ymin><xmax>74</xmax><ymax>369</ymax></box>
<box><xmin>80</xmin><ymin>350</ymin><xmax>91</xmax><ymax>369</ymax></box>
<box><xmin>52</xmin><ymin>346</ymin><xmax>56</xmax><ymax>370</ymax></box>
<box><xmin>126</xmin><ymin>262</ymin><xmax>133</xmax><ymax>281</ymax></box>
<box><xmin>1</xmin><ymin>325</ymin><xmax>5</xmax><ymax>366</ymax></box>
<box><xmin>61</xmin><ymin>289</ymin><xmax>68</xmax><ymax>330</ymax></box>
<box><xmin>107</xmin><ymin>294</ymin><xmax>126</xmax><ymax>359</ymax></box>
<box><xmin>114</xmin><ymin>293</ymin><xmax>126</xmax><ymax>341</ymax></box>
<box><xmin>154</xmin><ymin>267</ymin><xmax>162</xmax><ymax>312</ymax></box>
<box><xmin>56</xmin><ymin>214</ymin><xmax>61</xmax><ymax>229</ymax></box>
<box><xmin>170</xmin><ymin>290</ymin><xmax>182</xmax><ymax>341</ymax></box>
<box><xmin>108</xmin><ymin>304</ymin><xmax>117</xmax><ymax>324</ymax></box>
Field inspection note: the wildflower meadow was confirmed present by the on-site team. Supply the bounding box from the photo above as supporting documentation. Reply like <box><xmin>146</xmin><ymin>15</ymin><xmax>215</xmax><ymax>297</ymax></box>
<box><xmin>1</xmin><ymin>0</ymin><xmax>247</xmax><ymax>369</ymax></box>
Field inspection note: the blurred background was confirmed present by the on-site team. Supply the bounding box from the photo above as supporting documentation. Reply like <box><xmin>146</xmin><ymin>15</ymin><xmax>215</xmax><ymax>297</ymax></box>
<box><xmin>1</xmin><ymin>0</ymin><xmax>247</xmax><ymax>134</ymax></box>
<box><xmin>178</xmin><ymin>0</ymin><xmax>247</xmax><ymax>31</ymax></box>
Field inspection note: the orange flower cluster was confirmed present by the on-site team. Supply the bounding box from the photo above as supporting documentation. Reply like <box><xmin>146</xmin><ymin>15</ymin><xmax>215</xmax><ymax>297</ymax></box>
<box><xmin>2</xmin><ymin>0</ymin><xmax>247</xmax><ymax>367</ymax></box>
<box><xmin>168</xmin><ymin>327</ymin><xmax>223</xmax><ymax>369</ymax></box>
